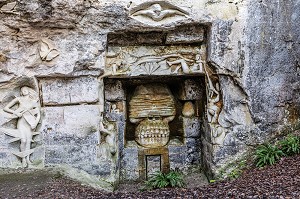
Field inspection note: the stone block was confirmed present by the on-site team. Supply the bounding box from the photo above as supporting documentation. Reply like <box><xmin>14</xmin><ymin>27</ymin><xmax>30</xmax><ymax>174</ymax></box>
<box><xmin>213</xmin><ymin>144</ymin><xmax>246</xmax><ymax>165</ymax></box>
<box><xmin>120</xmin><ymin>147</ymin><xmax>139</xmax><ymax>181</ymax></box>
<box><xmin>104</xmin><ymin>80</ymin><xmax>125</xmax><ymax>101</ymax></box>
<box><xmin>45</xmin><ymin>145</ymin><xmax>97</xmax><ymax>165</ymax></box>
<box><xmin>0</xmin><ymin>147</ymin><xmax>11</xmax><ymax>168</ymax></box>
<box><xmin>166</xmin><ymin>26</ymin><xmax>205</xmax><ymax>44</ymax></box>
<box><xmin>30</xmin><ymin>146</ymin><xmax>45</xmax><ymax>168</ymax></box>
<box><xmin>179</xmin><ymin>79</ymin><xmax>204</xmax><ymax>100</ymax></box>
<box><xmin>168</xmin><ymin>145</ymin><xmax>188</xmax><ymax>170</ymax></box>
<box><xmin>76</xmin><ymin>162</ymin><xmax>114</xmax><ymax>176</ymax></box>
<box><xmin>0</xmin><ymin>146</ymin><xmax>27</xmax><ymax>168</ymax></box>
<box><xmin>183</xmin><ymin>117</ymin><xmax>201</xmax><ymax>137</ymax></box>
<box><xmin>108</xmin><ymin>32</ymin><xmax>165</xmax><ymax>46</ymax></box>
<box><xmin>0</xmin><ymin>132</ymin><xmax>8</xmax><ymax>146</ymax></box>
<box><xmin>41</xmin><ymin>105</ymin><xmax>100</xmax><ymax>146</ymax></box>
<box><xmin>186</xmin><ymin>138</ymin><xmax>201</xmax><ymax>164</ymax></box>
<box><xmin>168</xmin><ymin>145</ymin><xmax>187</xmax><ymax>154</ymax></box>
<box><xmin>40</xmin><ymin>77</ymin><xmax>99</xmax><ymax>105</ymax></box>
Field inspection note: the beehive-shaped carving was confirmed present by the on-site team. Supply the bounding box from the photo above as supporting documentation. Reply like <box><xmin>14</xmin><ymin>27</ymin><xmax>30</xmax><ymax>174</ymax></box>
<box><xmin>129</xmin><ymin>84</ymin><xmax>176</xmax><ymax>120</ymax></box>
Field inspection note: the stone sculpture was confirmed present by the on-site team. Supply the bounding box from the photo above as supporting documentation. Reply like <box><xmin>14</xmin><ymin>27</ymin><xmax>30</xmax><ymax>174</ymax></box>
<box><xmin>132</xmin><ymin>3</ymin><xmax>185</xmax><ymax>22</ymax></box>
<box><xmin>105</xmin><ymin>46</ymin><xmax>204</xmax><ymax>77</ymax></box>
<box><xmin>191</xmin><ymin>54</ymin><xmax>204</xmax><ymax>73</ymax></box>
<box><xmin>1</xmin><ymin>86</ymin><xmax>41</xmax><ymax>167</ymax></box>
<box><xmin>39</xmin><ymin>38</ymin><xmax>59</xmax><ymax>62</ymax></box>
<box><xmin>0</xmin><ymin>1</ymin><xmax>17</xmax><ymax>12</ymax></box>
<box><xmin>99</xmin><ymin>120</ymin><xmax>117</xmax><ymax>159</ymax></box>
<box><xmin>204</xmin><ymin>67</ymin><xmax>228</xmax><ymax>145</ymax></box>
<box><xmin>129</xmin><ymin>84</ymin><xmax>176</xmax><ymax>148</ymax></box>
<box><xmin>167</xmin><ymin>57</ymin><xmax>194</xmax><ymax>74</ymax></box>
<box><xmin>130</xmin><ymin>1</ymin><xmax>189</xmax><ymax>25</ymax></box>
<box><xmin>110</xmin><ymin>103</ymin><xmax>120</xmax><ymax>113</ymax></box>
<box><xmin>205</xmin><ymin>68</ymin><xmax>221</xmax><ymax>124</ymax></box>
<box><xmin>211</xmin><ymin>124</ymin><xmax>227</xmax><ymax>145</ymax></box>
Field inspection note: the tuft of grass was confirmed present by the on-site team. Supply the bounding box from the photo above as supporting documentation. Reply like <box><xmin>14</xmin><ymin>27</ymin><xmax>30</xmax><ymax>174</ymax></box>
<box><xmin>144</xmin><ymin>170</ymin><xmax>185</xmax><ymax>190</ymax></box>
<box><xmin>255</xmin><ymin>143</ymin><xmax>284</xmax><ymax>167</ymax></box>
<box><xmin>227</xmin><ymin>160</ymin><xmax>246</xmax><ymax>180</ymax></box>
<box><xmin>279</xmin><ymin>134</ymin><xmax>300</xmax><ymax>156</ymax></box>
<box><xmin>166</xmin><ymin>170</ymin><xmax>185</xmax><ymax>188</ymax></box>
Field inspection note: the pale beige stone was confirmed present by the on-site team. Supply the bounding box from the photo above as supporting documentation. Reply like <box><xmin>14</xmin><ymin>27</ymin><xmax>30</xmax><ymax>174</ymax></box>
<box><xmin>105</xmin><ymin>45</ymin><xmax>204</xmax><ymax>77</ymax></box>
<box><xmin>0</xmin><ymin>86</ymin><xmax>40</xmax><ymax>168</ymax></box>
<box><xmin>129</xmin><ymin>1</ymin><xmax>190</xmax><ymax>26</ymax></box>
<box><xmin>39</xmin><ymin>39</ymin><xmax>60</xmax><ymax>62</ymax></box>
<box><xmin>0</xmin><ymin>2</ymin><xmax>16</xmax><ymax>11</ymax></box>
<box><xmin>40</xmin><ymin>77</ymin><xmax>99</xmax><ymax>105</ymax></box>
<box><xmin>182</xmin><ymin>101</ymin><xmax>195</xmax><ymax>117</ymax></box>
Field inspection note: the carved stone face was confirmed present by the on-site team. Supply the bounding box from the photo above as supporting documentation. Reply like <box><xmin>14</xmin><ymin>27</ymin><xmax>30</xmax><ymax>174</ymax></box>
<box><xmin>129</xmin><ymin>83</ymin><xmax>176</xmax><ymax>148</ymax></box>
<box><xmin>21</xmin><ymin>87</ymin><xmax>29</xmax><ymax>96</ymax></box>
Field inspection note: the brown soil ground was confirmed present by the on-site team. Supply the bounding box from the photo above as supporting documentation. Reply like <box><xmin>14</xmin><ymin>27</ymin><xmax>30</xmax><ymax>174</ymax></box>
<box><xmin>1</xmin><ymin>154</ymin><xmax>300</xmax><ymax>198</ymax></box>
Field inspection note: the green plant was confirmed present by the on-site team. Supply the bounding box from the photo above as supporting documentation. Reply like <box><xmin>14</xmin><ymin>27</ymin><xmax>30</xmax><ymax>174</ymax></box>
<box><xmin>145</xmin><ymin>171</ymin><xmax>169</xmax><ymax>189</ymax></box>
<box><xmin>165</xmin><ymin>170</ymin><xmax>185</xmax><ymax>188</ymax></box>
<box><xmin>227</xmin><ymin>160</ymin><xmax>246</xmax><ymax>180</ymax></box>
<box><xmin>255</xmin><ymin>143</ymin><xmax>284</xmax><ymax>167</ymax></box>
<box><xmin>144</xmin><ymin>170</ymin><xmax>185</xmax><ymax>189</ymax></box>
<box><xmin>228</xmin><ymin>169</ymin><xmax>241</xmax><ymax>179</ymax></box>
<box><xmin>280</xmin><ymin>134</ymin><xmax>300</xmax><ymax>156</ymax></box>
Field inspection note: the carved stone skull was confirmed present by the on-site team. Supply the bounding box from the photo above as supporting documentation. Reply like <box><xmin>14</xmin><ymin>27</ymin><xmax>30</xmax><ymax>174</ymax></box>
<box><xmin>129</xmin><ymin>83</ymin><xmax>176</xmax><ymax>148</ymax></box>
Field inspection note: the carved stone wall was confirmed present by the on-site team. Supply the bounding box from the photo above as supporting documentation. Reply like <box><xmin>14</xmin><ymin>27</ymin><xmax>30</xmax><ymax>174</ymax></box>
<box><xmin>0</xmin><ymin>0</ymin><xmax>299</xmax><ymax>190</ymax></box>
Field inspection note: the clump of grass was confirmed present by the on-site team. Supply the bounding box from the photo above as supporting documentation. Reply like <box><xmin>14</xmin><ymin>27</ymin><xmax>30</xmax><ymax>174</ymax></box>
<box><xmin>227</xmin><ymin>160</ymin><xmax>246</xmax><ymax>180</ymax></box>
<box><xmin>255</xmin><ymin>143</ymin><xmax>284</xmax><ymax>167</ymax></box>
<box><xmin>279</xmin><ymin>134</ymin><xmax>300</xmax><ymax>156</ymax></box>
<box><xmin>144</xmin><ymin>170</ymin><xmax>185</xmax><ymax>190</ymax></box>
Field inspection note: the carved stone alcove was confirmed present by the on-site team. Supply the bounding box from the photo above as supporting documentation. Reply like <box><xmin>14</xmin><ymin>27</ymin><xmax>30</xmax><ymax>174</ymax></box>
<box><xmin>102</xmin><ymin>24</ymin><xmax>210</xmax><ymax>181</ymax></box>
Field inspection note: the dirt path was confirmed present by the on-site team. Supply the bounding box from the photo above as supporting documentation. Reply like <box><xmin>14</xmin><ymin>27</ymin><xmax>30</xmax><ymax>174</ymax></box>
<box><xmin>0</xmin><ymin>170</ymin><xmax>53</xmax><ymax>199</ymax></box>
<box><xmin>1</xmin><ymin>155</ymin><xmax>300</xmax><ymax>198</ymax></box>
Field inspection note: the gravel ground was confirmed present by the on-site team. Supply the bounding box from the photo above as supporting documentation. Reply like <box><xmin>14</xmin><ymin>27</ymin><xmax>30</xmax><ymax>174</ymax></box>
<box><xmin>1</xmin><ymin>154</ymin><xmax>300</xmax><ymax>198</ymax></box>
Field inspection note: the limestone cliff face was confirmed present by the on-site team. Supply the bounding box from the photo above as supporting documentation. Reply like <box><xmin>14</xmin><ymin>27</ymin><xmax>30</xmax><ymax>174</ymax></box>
<box><xmin>0</xmin><ymin>0</ymin><xmax>299</xmax><ymax>186</ymax></box>
<box><xmin>246</xmin><ymin>0</ymin><xmax>300</xmax><ymax>136</ymax></box>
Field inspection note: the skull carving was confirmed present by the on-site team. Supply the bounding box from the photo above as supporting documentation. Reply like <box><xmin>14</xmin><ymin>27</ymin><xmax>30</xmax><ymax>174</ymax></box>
<box><xmin>129</xmin><ymin>83</ymin><xmax>176</xmax><ymax>148</ymax></box>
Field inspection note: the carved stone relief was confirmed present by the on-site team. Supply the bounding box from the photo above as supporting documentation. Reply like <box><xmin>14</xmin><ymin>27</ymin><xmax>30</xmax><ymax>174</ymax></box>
<box><xmin>99</xmin><ymin>120</ymin><xmax>117</xmax><ymax>160</ymax></box>
<box><xmin>129</xmin><ymin>1</ymin><xmax>189</xmax><ymax>26</ymax></box>
<box><xmin>204</xmin><ymin>66</ymin><xmax>228</xmax><ymax>145</ymax></box>
<box><xmin>39</xmin><ymin>38</ymin><xmax>60</xmax><ymax>62</ymax></box>
<box><xmin>0</xmin><ymin>2</ymin><xmax>17</xmax><ymax>12</ymax></box>
<box><xmin>129</xmin><ymin>84</ymin><xmax>176</xmax><ymax>148</ymax></box>
<box><xmin>104</xmin><ymin>45</ymin><xmax>205</xmax><ymax>78</ymax></box>
<box><xmin>0</xmin><ymin>86</ymin><xmax>41</xmax><ymax>167</ymax></box>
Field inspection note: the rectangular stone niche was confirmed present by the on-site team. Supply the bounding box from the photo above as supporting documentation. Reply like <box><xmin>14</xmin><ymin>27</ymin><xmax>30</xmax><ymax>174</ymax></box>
<box><xmin>138</xmin><ymin>148</ymin><xmax>170</xmax><ymax>180</ymax></box>
<box><xmin>104</xmin><ymin>26</ymin><xmax>208</xmax><ymax>181</ymax></box>
<box><xmin>103</xmin><ymin>76</ymin><xmax>205</xmax><ymax>181</ymax></box>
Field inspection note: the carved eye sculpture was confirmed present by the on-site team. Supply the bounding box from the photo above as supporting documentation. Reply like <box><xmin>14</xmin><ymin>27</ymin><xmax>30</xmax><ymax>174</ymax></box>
<box><xmin>129</xmin><ymin>84</ymin><xmax>176</xmax><ymax>148</ymax></box>
<box><xmin>129</xmin><ymin>1</ymin><xmax>189</xmax><ymax>25</ymax></box>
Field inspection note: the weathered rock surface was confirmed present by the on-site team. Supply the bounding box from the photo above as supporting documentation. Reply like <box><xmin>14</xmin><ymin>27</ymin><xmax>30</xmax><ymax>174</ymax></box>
<box><xmin>0</xmin><ymin>0</ymin><xmax>299</xmax><ymax>190</ymax></box>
